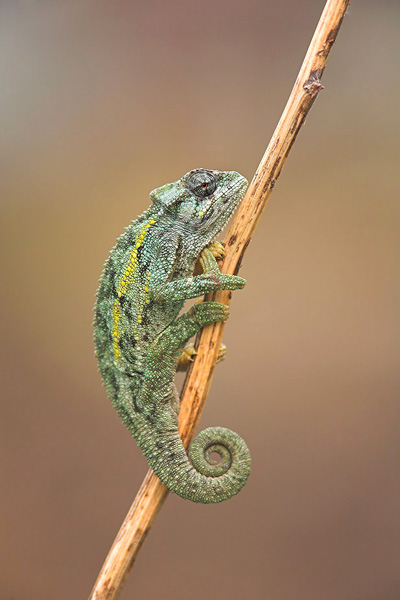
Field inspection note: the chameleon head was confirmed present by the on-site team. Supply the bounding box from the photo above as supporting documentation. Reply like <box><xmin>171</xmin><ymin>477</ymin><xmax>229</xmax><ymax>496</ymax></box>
<box><xmin>150</xmin><ymin>168</ymin><xmax>248</xmax><ymax>250</ymax></box>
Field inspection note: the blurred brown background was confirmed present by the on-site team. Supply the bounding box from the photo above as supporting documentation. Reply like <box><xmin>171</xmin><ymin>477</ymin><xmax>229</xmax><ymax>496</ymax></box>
<box><xmin>1</xmin><ymin>1</ymin><xmax>399</xmax><ymax>599</ymax></box>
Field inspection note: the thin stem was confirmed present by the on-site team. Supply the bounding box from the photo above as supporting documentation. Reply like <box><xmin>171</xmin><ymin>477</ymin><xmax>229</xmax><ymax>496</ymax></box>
<box><xmin>89</xmin><ymin>1</ymin><xmax>351</xmax><ymax>598</ymax></box>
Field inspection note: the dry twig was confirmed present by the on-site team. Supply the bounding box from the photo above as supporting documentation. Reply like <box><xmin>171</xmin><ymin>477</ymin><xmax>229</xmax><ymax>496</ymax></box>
<box><xmin>89</xmin><ymin>1</ymin><xmax>351</xmax><ymax>597</ymax></box>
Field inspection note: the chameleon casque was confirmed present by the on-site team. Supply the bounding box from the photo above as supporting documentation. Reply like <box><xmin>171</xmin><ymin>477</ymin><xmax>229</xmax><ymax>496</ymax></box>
<box><xmin>94</xmin><ymin>168</ymin><xmax>251</xmax><ymax>503</ymax></box>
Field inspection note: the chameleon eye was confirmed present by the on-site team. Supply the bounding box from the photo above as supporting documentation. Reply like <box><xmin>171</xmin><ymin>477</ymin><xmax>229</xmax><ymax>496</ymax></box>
<box><xmin>186</xmin><ymin>170</ymin><xmax>217</xmax><ymax>198</ymax></box>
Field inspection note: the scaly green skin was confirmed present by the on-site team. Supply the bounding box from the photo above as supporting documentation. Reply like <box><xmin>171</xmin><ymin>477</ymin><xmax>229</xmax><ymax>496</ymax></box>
<box><xmin>94</xmin><ymin>168</ymin><xmax>251</xmax><ymax>503</ymax></box>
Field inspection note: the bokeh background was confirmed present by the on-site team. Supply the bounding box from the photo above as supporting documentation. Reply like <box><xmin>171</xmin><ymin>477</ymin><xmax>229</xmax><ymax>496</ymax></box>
<box><xmin>1</xmin><ymin>1</ymin><xmax>399</xmax><ymax>599</ymax></box>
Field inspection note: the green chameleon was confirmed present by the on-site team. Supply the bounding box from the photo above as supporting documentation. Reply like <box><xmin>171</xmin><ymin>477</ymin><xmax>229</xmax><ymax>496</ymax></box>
<box><xmin>94</xmin><ymin>168</ymin><xmax>251</xmax><ymax>503</ymax></box>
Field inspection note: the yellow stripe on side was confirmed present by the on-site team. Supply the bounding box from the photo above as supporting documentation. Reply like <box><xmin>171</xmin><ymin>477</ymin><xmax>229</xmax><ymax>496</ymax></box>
<box><xmin>112</xmin><ymin>299</ymin><xmax>121</xmax><ymax>359</ymax></box>
<box><xmin>112</xmin><ymin>216</ymin><xmax>157</xmax><ymax>362</ymax></box>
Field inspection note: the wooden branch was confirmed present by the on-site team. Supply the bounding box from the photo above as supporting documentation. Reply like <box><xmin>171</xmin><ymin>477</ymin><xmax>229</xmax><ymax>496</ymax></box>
<box><xmin>88</xmin><ymin>1</ymin><xmax>351</xmax><ymax>598</ymax></box>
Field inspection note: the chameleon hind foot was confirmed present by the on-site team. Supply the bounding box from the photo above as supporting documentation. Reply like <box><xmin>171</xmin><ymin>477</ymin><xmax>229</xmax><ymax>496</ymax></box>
<box><xmin>140</xmin><ymin>301</ymin><xmax>230</xmax><ymax>404</ymax></box>
<box><xmin>177</xmin><ymin>342</ymin><xmax>227</xmax><ymax>371</ymax></box>
<box><xmin>151</xmin><ymin>301</ymin><xmax>229</xmax><ymax>364</ymax></box>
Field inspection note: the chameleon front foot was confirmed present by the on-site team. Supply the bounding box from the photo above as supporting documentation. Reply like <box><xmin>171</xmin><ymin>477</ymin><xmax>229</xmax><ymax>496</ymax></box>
<box><xmin>204</xmin><ymin>240</ymin><xmax>225</xmax><ymax>261</ymax></box>
<box><xmin>194</xmin><ymin>241</ymin><xmax>225</xmax><ymax>276</ymax></box>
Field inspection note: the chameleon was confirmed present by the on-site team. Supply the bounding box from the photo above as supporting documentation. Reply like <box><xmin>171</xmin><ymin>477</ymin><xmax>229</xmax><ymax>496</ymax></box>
<box><xmin>94</xmin><ymin>168</ymin><xmax>251</xmax><ymax>503</ymax></box>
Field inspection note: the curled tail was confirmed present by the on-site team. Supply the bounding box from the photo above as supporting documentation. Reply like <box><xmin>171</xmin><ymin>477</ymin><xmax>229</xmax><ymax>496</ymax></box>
<box><xmin>132</xmin><ymin>416</ymin><xmax>251</xmax><ymax>503</ymax></box>
<box><xmin>129</xmin><ymin>300</ymin><xmax>251</xmax><ymax>502</ymax></box>
<box><xmin>95</xmin><ymin>298</ymin><xmax>252</xmax><ymax>503</ymax></box>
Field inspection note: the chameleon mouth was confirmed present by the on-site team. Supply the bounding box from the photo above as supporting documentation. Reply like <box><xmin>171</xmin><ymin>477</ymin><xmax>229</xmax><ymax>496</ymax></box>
<box><xmin>225</xmin><ymin>179</ymin><xmax>247</xmax><ymax>202</ymax></box>
<box><xmin>207</xmin><ymin>178</ymin><xmax>247</xmax><ymax>212</ymax></box>
<box><xmin>198</xmin><ymin>179</ymin><xmax>247</xmax><ymax>236</ymax></box>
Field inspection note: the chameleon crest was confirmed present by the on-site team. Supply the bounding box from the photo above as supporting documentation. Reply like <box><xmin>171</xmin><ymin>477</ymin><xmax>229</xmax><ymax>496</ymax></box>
<box><xmin>94</xmin><ymin>168</ymin><xmax>251</xmax><ymax>503</ymax></box>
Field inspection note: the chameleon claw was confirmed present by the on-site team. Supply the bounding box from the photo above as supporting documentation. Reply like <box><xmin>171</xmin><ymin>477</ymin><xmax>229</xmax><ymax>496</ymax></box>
<box><xmin>216</xmin><ymin>342</ymin><xmax>227</xmax><ymax>363</ymax></box>
<box><xmin>207</xmin><ymin>240</ymin><xmax>225</xmax><ymax>261</ymax></box>
<box><xmin>177</xmin><ymin>343</ymin><xmax>197</xmax><ymax>371</ymax></box>
<box><xmin>177</xmin><ymin>341</ymin><xmax>227</xmax><ymax>371</ymax></box>
<box><xmin>194</xmin><ymin>241</ymin><xmax>224</xmax><ymax>275</ymax></box>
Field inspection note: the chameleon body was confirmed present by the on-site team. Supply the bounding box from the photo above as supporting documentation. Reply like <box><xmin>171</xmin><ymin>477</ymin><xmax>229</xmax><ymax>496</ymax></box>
<box><xmin>94</xmin><ymin>168</ymin><xmax>251</xmax><ymax>503</ymax></box>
